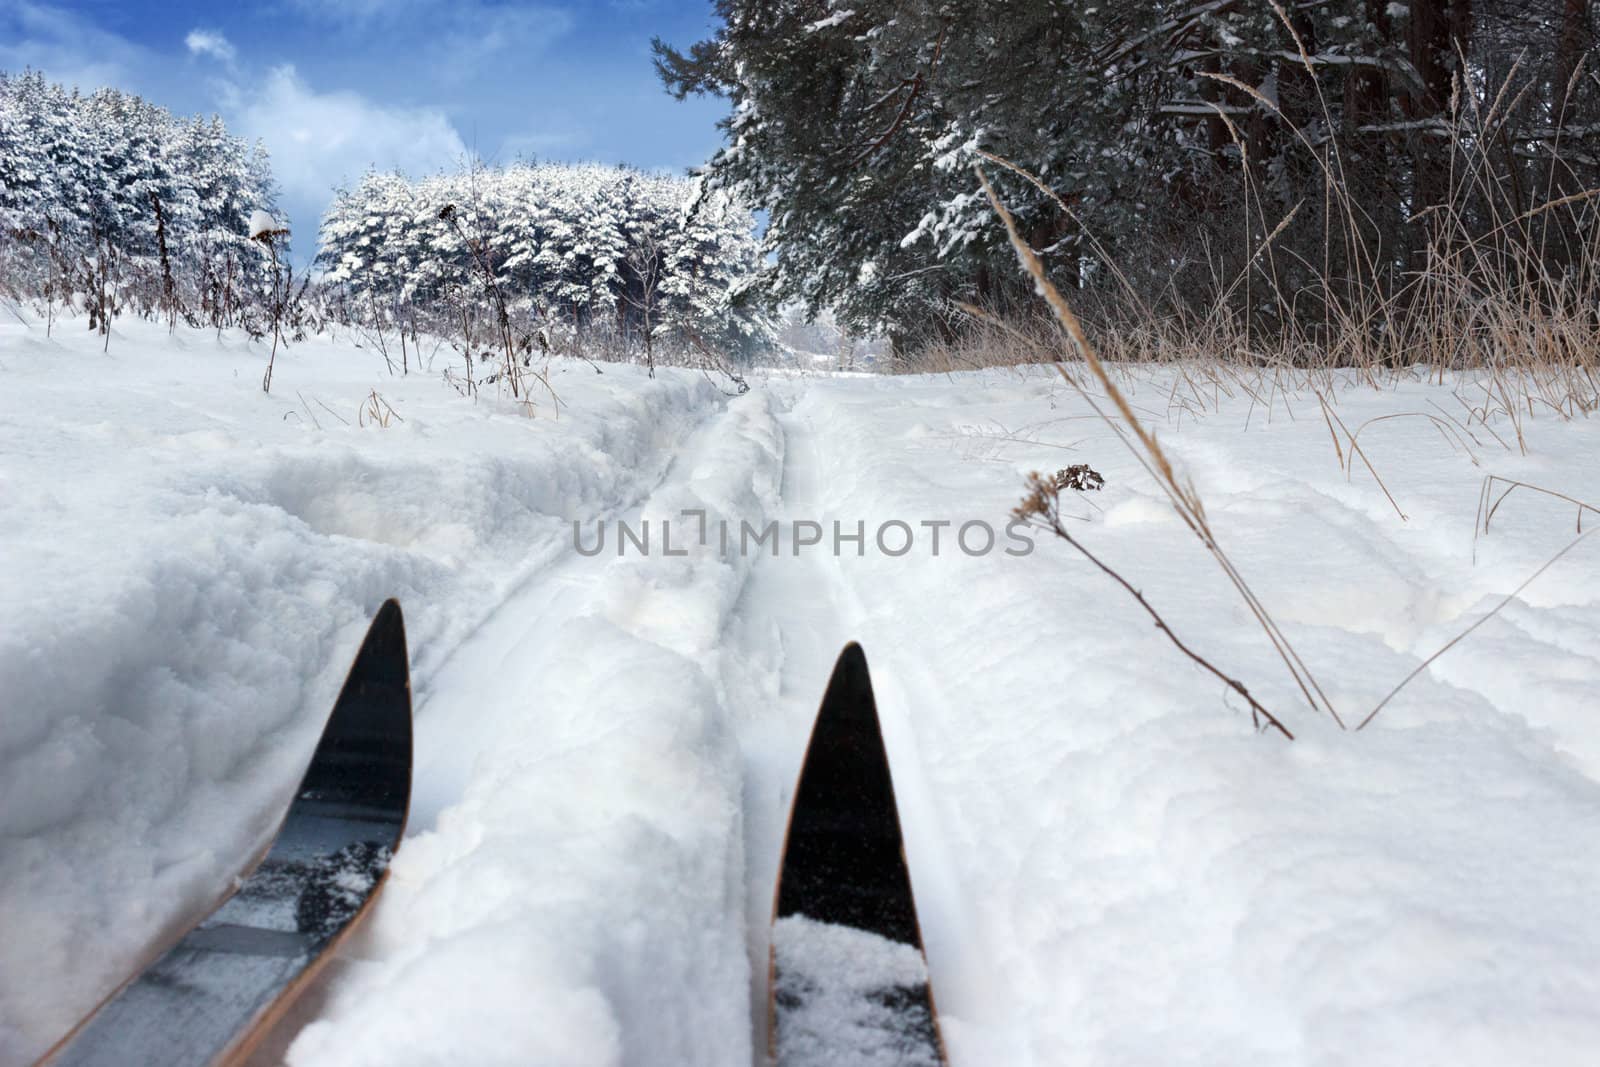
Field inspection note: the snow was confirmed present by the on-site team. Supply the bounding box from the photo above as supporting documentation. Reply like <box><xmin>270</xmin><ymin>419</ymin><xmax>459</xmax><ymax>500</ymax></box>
<box><xmin>772</xmin><ymin>915</ymin><xmax>940</xmax><ymax>1067</ymax></box>
<box><xmin>250</xmin><ymin>209</ymin><xmax>283</xmax><ymax>239</ymax></box>
<box><xmin>4</xmin><ymin>315</ymin><xmax>1600</xmax><ymax>1066</ymax></box>
<box><xmin>805</xmin><ymin>10</ymin><xmax>856</xmax><ymax>33</ymax></box>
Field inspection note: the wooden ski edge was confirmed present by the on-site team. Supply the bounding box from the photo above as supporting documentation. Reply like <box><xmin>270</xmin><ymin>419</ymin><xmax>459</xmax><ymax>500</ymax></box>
<box><xmin>765</xmin><ymin>641</ymin><xmax>951</xmax><ymax>1065</ymax></box>
<box><xmin>28</xmin><ymin>835</ymin><xmax>280</xmax><ymax>1067</ymax></box>
<box><xmin>221</xmin><ymin>599</ymin><xmax>415</xmax><ymax>1065</ymax></box>
<box><xmin>210</xmin><ymin>864</ymin><xmax>401</xmax><ymax>1067</ymax></box>
<box><xmin>31</xmin><ymin>599</ymin><xmax>413</xmax><ymax>1067</ymax></box>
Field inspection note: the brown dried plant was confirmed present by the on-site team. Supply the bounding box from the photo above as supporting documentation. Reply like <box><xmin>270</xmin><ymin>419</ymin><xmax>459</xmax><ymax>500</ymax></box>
<box><xmin>980</xmin><ymin>162</ymin><xmax>1340</xmax><ymax>738</ymax></box>
<box><xmin>1013</xmin><ymin>468</ymin><xmax>1294</xmax><ymax>740</ymax></box>
<box><xmin>358</xmin><ymin>390</ymin><xmax>403</xmax><ymax>429</ymax></box>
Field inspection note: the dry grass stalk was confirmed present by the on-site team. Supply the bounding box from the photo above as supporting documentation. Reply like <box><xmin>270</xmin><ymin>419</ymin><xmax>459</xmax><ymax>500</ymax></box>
<box><xmin>1313</xmin><ymin>395</ymin><xmax>1410</xmax><ymax>521</ymax></box>
<box><xmin>358</xmin><ymin>390</ymin><xmax>402</xmax><ymax>428</ymax></box>
<box><xmin>1014</xmin><ymin>470</ymin><xmax>1294</xmax><ymax>740</ymax></box>
<box><xmin>1474</xmin><ymin>476</ymin><xmax>1600</xmax><ymax>559</ymax></box>
<box><xmin>1358</xmin><ymin>526</ymin><xmax>1597</xmax><ymax>730</ymax></box>
<box><xmin>949</xmin><ymin>64</ymin><xmax>1600</xmax><ymax>458</ymax></box>
<box><xmin>978</xmin><ymin>163</ymin><xmax>1343</xmax><ymax>735</ymax></box>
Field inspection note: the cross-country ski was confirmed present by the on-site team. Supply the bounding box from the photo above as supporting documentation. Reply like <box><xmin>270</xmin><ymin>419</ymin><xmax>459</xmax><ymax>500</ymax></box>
<box><xmin>770</xmin><ymin>643</ymin><xmax>947</xmax><ymax>1067</ymax></box>
<box><xmin>37</xmin><ymin>601</ymin><xmax>412</xmax><ymax>1067</ymax></box>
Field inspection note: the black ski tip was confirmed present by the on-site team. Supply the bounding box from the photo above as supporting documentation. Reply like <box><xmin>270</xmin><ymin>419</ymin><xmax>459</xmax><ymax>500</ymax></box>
<box><xmin>833</xmin><ymin>640</ymin><xmax>868</xmax><ymax>676</ymax></box>
<box><xmin>817</xmin><ymin>642</ymin><xmax>874</xmax><ymax>727</ymax></box>
<box><xmin>293</xmin><ymin>599</ymin><xmax>413</xmax><ymax>840</ymax></box>
<box><xmin>350</xmin><ymin>598</ymin><xmax>407</xmax><ymax>688</ymax></box>
<box><xmin>776</xmin><ymin>639</ymin><xmax>921</xmax><ymax>945</ymax></box>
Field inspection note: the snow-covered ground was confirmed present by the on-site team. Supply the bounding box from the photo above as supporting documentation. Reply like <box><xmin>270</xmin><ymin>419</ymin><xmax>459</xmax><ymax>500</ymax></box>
<box><xmin>4</xmin><ymin>316</ymin><xmax>1600</xmax><ymax>1066</ymax></box>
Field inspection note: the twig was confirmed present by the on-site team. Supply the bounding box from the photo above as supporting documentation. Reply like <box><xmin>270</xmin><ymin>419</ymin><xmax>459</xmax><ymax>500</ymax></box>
<box><xmin>1358</xmin><ymin>527</ymin><xmax>1596</xmax><ymax>729</ymax></box>
<box><xmin>1022</xmin><ymin>487</ymin><xmax>1292</xmax><ymax>740</ymax></box>
<box><xmin>313</xmin><ymin>396</ymin><xmax>351</xmax><ymax>426</ymax></box>
<box><xmin>293</xmin><ymin>390</ymin><xmax>321</xmax><ymax>430</ymax></box>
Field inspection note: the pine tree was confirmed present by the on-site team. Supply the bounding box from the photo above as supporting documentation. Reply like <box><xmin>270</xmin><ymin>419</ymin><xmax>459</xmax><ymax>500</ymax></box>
<box><xmin>0</xmin><ymin>69</ymin><xmax>285</xmax><ymax>335</ymax></box>
<box><xmin>316</xmin><ymin>160</ymin><xmax>771</xmax><ymax>367</ymax></box>
<box><xmin>656</xmin><ymin>0</ymin><xmax>1600</xmax><ymax>348</ymax></box>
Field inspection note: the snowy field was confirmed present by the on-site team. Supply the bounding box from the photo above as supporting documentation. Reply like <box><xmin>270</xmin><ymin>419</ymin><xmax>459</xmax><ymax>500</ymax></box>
<box><xmin>3</xmin><ymin>317</ymin><xmax>1600</xmax><ymax>1066</ymax></box>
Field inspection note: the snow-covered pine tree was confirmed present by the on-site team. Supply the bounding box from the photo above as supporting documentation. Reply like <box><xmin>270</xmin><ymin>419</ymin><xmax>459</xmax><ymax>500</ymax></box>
<box><xmin>659</xmin><ymin>180</ymin><xmax>773</xmax><ymax>362</ymax></box>
<box><xmin>315</xmin><ymin>160</ymin><xmax>770</xmax><ymax>369</ymax></box>
<box><xmin>0</xmin><ymin>69</ymin><xmax>284</xmax><ymax>336</ymax></box>
<box><xmin>655</xmin><ymin>0</ymin><xmax>1600</xmax><ymax>352</ymax></box>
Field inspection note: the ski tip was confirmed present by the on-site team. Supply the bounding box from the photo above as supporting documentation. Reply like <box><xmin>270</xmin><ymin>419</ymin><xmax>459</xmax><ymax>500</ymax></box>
<box><xmin>343</xmin><ymin>594</ymin><xmax>411</xmax><ymax>739</ymax></box>
<box><xmin>295</xmin><ymin>600</ymin><xmax>413</xmax><ymax>837</ymax></box>
<box><xmin>353</xmin><ymin>598</ymin><xmax>407</xmax><ymax>685</ymax></box>
<box><xmin>775</xmin><ymin>637</ymin><xmax>920</xmax><ymax>940</ymax></box>
<box><xmin>819</xmin><ymin>642</ymin><xmax>873</xmax><ymax>715</ymax></box>
<box><xmin>828</xmin><ymin>641</ymin><xmax>870</xmax><ymax>687</ymax></box>
<box><xmin>313</xmin><ymin>598</ymin><xmax>411</xmax><ymax>759</ymax></box>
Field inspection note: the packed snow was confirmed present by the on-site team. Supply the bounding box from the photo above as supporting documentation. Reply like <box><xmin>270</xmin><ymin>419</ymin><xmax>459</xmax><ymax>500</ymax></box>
<box><xmin>3</xmin><ymin>315</ymin><xmax>1600</xmax><ymax>1066</ymax></box>
<box><xmin>772</xmin><ymin>915</ymin><xmax>941</xmax><ymax>1067</ymax></box>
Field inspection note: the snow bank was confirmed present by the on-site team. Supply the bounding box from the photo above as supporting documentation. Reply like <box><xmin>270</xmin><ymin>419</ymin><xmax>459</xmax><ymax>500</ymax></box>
<box><xmin>285</xmin><ymin>389</ymin><xmax>786</xmax><ymax>1067</ymax></box>
<box><xmin>0</xmin><ymin>315</ymin><xmax>727</xmax><ymax>1063</ymax></box>
<box><xmin>778</xmin><ymin>368</ymin><xmax>1600</xmax><ymax>1065</ymax></box>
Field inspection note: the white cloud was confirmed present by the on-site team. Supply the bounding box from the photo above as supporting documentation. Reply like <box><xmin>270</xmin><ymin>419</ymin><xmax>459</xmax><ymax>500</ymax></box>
<box><xmin>236</xmin><ymin>65</ymin><xmax>469</xmax><ymax>229</ymax></box>
<box><xmin>284</xmin><ymin>0</ymin><xmax>573</xmax><ymax>70</ymax></box>
<box><xmin>184</xmin><ymin>29</ymin><xmax>236</xmax><ymax>64</ymax></box>
<box><xmin>285</xmin><ymin>0</ymin><xmax>423</xmax><ymax>20</ymax></box>
<box><xmin>0</xmin><ymin>1</ymin><xmax>144</xmax><ymax>93</ymax></box>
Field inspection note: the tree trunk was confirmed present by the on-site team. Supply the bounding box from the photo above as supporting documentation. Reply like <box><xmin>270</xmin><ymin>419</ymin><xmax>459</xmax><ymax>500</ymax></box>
<box><xmin>1547</xmin><ymin>0</ymin><xmax>1590</xmax><ymax>274</ymax></box>
<box><xmin>1406</xmin><ymin>0</ymin><xmax>1471</xmax><ymax>261</ymax></box>
<box><xmin>150</xmin><ymin>192</ymin><xmax>177</xmax><ymax>330</ymax></box>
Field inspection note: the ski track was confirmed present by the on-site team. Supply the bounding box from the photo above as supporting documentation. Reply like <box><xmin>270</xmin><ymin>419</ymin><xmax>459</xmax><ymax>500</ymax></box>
<box><xmin>266</xmin><ymin>386</ymin><xmax>790</xmax><ymax>1067</ymax></box>
<box><xmin>714</xmin><ymin>379</ymin><xmax>860</xmax><ymax>1061</ymax></box>
<box><xmin>731</xmin><ymin>371</ymin><xmax>1600</xmax><ymax>1067</ymax></box>
<box><xmin>266</xmin><ymin>373</ymin><xmax>1015</xmax><ymax>1065</ymax></box>
<box><xmin>404</xmin><ymin>398</ymin><xmax>730</xmax><ymax>835</ymax></box>
<box><xmin>9</xmin><ymin>322</ymin><xmax>1600</xmax><ymax>1067</ymax></box>
<box><xmin>746</xmin><ymin>382</ymin><xmax>1010</xmax><ymax>1060</ymax></box>
<box><xmin>0</xmin><ymin>322</ymin><xmax>760</xmax><ymax>1066</ymax></box>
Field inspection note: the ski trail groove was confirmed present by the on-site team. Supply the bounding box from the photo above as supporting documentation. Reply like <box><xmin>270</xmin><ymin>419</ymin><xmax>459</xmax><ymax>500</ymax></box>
<box><xmin>713</xmin><ymin>377</ymin><xmax>853</xmax><ymax>1060</ymax></box>
<box><xmin>406</xmin><ymin>393</ymin><xmax>725</xmax><ymax>832</ymax></box>
<box><xmin>258</xmin><ymin>390</ymin><xmax>787</xmax><ymax>1067</ymax></box>
<box><xmin>787</xmin><ymin>384</ymin><xmax>1003</xmax><ymax>1065</ymax></box>
<box><xmin>716</xmin><ymin>375</ymin><xmax>1002</xmax><ymax>1065</ymax></box>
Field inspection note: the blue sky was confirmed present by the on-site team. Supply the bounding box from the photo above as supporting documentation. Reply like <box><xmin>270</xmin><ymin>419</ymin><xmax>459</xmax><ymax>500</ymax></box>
<box><xmin>0</xmin><ymin>0</ymin><xmax>729</xmax><ymax>256</ymax></box>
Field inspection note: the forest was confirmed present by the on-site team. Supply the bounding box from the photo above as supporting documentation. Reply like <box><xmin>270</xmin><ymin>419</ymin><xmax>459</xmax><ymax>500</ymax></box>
<box><xmin>0</xmin><ymin>69</ymin><xmax>770</xmax><ymax>385</ymax></box>
<box><xmin>0</xmin><ymin>70</ymin><xmax>281</xmax><ymax>339</ymax></box>
<box><xmin>316</xmin><ymin>164</ymin><xmax>771</xmax><ymax>379</ymax></box>
<box><xmin>660</xmin><ymin>0</ymin><xmax>1600</xmax><ymax>370</ymax></box>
